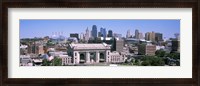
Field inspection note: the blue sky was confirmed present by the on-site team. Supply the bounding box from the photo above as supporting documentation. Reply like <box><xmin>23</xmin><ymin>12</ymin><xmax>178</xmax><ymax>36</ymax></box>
<box><xmin>20</xmin><ymin>19</ymin><xmax>180</xmax><ymax>39</ymax></box>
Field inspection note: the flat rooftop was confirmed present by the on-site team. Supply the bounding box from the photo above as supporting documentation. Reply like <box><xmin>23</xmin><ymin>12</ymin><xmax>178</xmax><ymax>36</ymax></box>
<box><xmin>69</xmin><ymin>43</ymin><xmax>111</xmax><ymax>50</ymax></box>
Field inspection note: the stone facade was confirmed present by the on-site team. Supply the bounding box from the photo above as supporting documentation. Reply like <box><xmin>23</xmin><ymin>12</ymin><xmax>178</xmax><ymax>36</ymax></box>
<box><xmin>68</xmin><ymin>43</ymin><xmax>111</xmax><ymax>64</ymax></box>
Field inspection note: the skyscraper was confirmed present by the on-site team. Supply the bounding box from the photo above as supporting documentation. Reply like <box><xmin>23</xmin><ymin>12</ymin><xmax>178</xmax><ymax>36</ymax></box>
<box><xmin>145</xmin><ymin>32</ymin><xmax>150</xmax><ymax>41</ymax></box>
<box><xmin>80</xmin><ymin>33</ymin><xmax>84</xmax><ymax>40</ymax></box>
<box><xmin>100</xmin><ymin>27</ymin><xmax>104</xmax><ymax>37</ymax></box>
<box><xmin>100</xmin><ymin>27</ymin><xmax>107</xmax><ymax>40</ymax></box>
<box><xmin>103</xmin><ymin>28</ymin><xmax>107</xmax><ymax>39</ymax></box>
<box><xmin>135</xmin><ymin>29</ymin><xmax>139</xmax><ymax>39</ymax></box>
<box><xmin>85</xmin><ymin>27</ymin><xmax>90</xmax><ymax>42</ymax></box>
<box><xmin>108</xmin><ymin>30</ymin><xmax>113</xmax><ymax>37</ymax></box>
<box><xmin>126</xmin><ymin>29</ymin><xmax>131</xmax><ymax>38</ymax></box>
<box><xmin>155</xmin><ymin>33</ymin><xmax>163</xmax><ymax>42</ymax></box>
<box><xmin>150</xmin><ymin>31</ymin><xmax>155</xmax><ymax>42</ymax></box>
<box><xmin>145</xmin><ymin>31</ymin><xmax>155</xmax><ymax>42</ymax></box>
<box><xmin>98</xmin><ymin>32</ymin><xmax>101</xmax><ymax>37</ymax></box>
<box><xmin>138</xmin><ymin>32</ymin><xmax>144</xmax><ymax>39</ymax></box>
<box><xmin>92</xmin><ymin>25</ymin><xmax>97</xmax><ymax>38</ymax></box>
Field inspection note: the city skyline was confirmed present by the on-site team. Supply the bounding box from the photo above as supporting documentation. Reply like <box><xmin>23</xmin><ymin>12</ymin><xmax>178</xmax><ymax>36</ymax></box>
<box><xmin>20</xmin><ymin>19</ymin><xmax>180</xmax><ymax>39</ymax></box>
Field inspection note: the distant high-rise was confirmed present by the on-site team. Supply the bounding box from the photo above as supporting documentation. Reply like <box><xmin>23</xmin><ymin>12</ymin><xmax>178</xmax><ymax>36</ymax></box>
<box><xmin>92</xmin><ymin>25</ymin><xmax>97</xmax><ymax>38</ymax></box>
<box><xmin>108</xmin><ymin>30</ymin><xmax>113</xmax><ymax>37</ymax></box>
<box><xmin>145</xmin><ymin>32</ymin><xmax>150</xmax><ymax>41</ymax></box>
<box><xmin>100</xmin><ymin>28</ymin><xmax>104</xmax><ymax>37</ymax></box>
<box><xmin>172</xmin><ymin>40</ymin><xmax>180</xmax><ymax>52</ymax></box>
<box><xmin>80</xmin><ymin>33</ymin><xmax>84</xmax><ymax>40</ymax></box>
<box><xmin>150</xmin><ymin>31</ymin><xmax>155</xmax><ymax>42</ymax></box>
<box><xmin>155</xmin><ymin>33</ymin><xmax>163</xmax><ymax>42</ymax></box>
<box><xmin>85</xmin><ymin>28</ymin><xmax>90</xmax><ymax>42</ymax></box>
<box><xmin>100</xmin><ymin>27</ymin><xmax>107</xmax><ymax>40</ymax></box>
<box><xmin>112</xmin><ymin>38</ymin><xmax>124</xmax><ymax>52</ymax></box>
<box><xmin>138</xmin><ymin>32</ymin><xmax>144</xmax><ymax>39</ymax></box>
<box><xmin>70</xmin><ymin>33</ymin><xmax>79</xmax><ymax>40</ymax></box>
<box><xmin>174</xmin><ymin>33</ymin><xmax>180</xmax><ymax>40</ymax></box>
<box><xmin>113</xmin><ymin>33</ymin><xmax>122</xmax><ymax>38</ymax></box>
<box><xmin>135</xmin><ymin>29</ymin><xmax>139</xmax><ymax>39</ymax></box>
<box><xmin>116</xmin><ymin>39</ymin><xmax>124</xmax><ymax>52</ymax></box>
<box><xmin>98</xmin><ymin>32</ymin><xmax>101</xmax><ymax>37</ymax></box>
<box><xmin>126</xmin><ymin>30</ymin><xmax>131</xmax><ymax>38</ymax></box>
<box><xmin>145</xmin><ymin>31</ymin><xmax>155</xmax><ymax>42</ymax></box>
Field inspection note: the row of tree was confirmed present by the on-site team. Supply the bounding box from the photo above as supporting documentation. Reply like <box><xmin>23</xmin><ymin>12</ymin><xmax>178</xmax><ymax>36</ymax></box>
<box><xmin>125</xmin><ymin>50</ymin><xmax>180</xmax><ymax>66</ymax></box>
<box><xmin>141</xmin><ymin>56</ymin><xmax>165</xmax><ymax>66</ymax></box>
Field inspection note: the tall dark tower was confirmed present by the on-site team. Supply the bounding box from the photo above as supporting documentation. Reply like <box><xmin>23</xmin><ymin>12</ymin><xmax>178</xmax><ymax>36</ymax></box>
<box><xmin>92</xmin><ymin>25</ymin><xmax>97</xmax><ymax>38</ymax></box>
<box><xmin>108</xmin><ymin>30</ymin><xmax>113</xmax><ymax>37</ymax></box>
<box><xmin>135</xmin><ymin>29</ymin><xmax>139</xmax><ymax>39</ymax></box>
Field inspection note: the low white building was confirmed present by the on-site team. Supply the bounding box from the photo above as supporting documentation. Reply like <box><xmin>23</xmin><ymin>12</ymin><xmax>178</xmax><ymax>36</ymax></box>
<box><xmin>109</xmin><ymin>51</ymin><xmax>126</xmax><ymax>63</ymax></box>
<box><xmin>49</xmin><ymin>51</ymin><xmax>67</xmax><ymax>57</ymax></box>
<box><xmin>156</xmin><ymin>46</ymin><xmax>165</xmax><ymax>50</ymax></box>
<box><xmin>59</xmin><ymin>55</ymin><xmax>72</xmax><ymax>65</ymax></box>
<box><xmin>20</xmin><ymin>55</ymin><xmax>33</xmax><ymax>66</ymax></box>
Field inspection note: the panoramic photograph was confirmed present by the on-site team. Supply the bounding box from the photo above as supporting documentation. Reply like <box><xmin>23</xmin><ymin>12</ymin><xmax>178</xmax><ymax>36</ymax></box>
<box><xmin>19</xmin><ymin>20</ymin><xmax>180</xmax><ymax>66</ymax></box>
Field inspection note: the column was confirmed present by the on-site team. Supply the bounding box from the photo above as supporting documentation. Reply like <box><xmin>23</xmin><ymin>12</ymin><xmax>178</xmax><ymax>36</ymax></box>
<box><xmin>96</xmin><ymin>51</ymin><xmax>100</xmax><ymax>63</ymax></box>
<box><xmin>105</xmin><ymin>50</ymin><xmax>110</xmax><ymax>62</ymax></box>
<box><xmin>104</xmin><ymin>51</ymin><xmax>107</xmax><ymax>62</ymax></box>
<box><xmin>86</xmin><ymin>52</ymin><xmax>90</xmax><ymax>63</ymax></box>
<box><xmin>73</xmin><ymin>52</ymin><xmax>76</xmax><ymax>64</ymax></box>
<box><xmin>76</xmin><ymin>52</ymin><xmax>80</xmax><ymax>64</ymax></box>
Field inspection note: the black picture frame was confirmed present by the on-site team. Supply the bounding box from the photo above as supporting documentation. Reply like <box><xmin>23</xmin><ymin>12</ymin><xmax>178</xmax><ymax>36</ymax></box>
<box><xmin>1</xmin><ymin>0</ymin><xmax>199</xmax><ymax>86</ymax></box>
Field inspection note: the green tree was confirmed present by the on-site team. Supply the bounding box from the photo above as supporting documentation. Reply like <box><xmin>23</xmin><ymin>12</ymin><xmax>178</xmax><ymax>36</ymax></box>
<box><xmin>166</xmin><ymin>52</ymin><xmax>180</xmax><ymax>60</ymax></box>
<box><xmin>151</xmin><ymin>57</ymin><xmax>165</xmax><ymax>66</ymax></box>
<box><xmin>42</xmin><ymin>59</ymin><xmax>51</xmax><ymax>66</ymax></box>
<box><xmin>155</xmin><ymin>50</ymin><xmax>166</xmax><ymax>57</ymax></box>
<box><xmin>141</xmin><ymin>61</ymin><xmax>150</xmax><ymax>66</ymax></box>
<box><xmin>134</xmin><ymin>59</ymin><xmax>140</xmax><ymax>65</ymax></box>
<box><xmin>52</xmin><ymin>57</ymin><xmax>62</xmax><ymax>66</ymax></box>
<box><xmin>141</xmin><ymin>56</ymin><xmax>165</xmax><ymax>66</ymax></box>
<box><xmin>130</xmin><ymin>59</ymin><xmax>134</xmax><ymax>65</ymax></box>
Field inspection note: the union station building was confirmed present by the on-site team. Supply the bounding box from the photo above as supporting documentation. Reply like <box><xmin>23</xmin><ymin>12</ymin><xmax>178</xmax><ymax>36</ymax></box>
<box><xmin>67</xmin><ymin>43</ymin><xmax>126</xmax><ymax>65</ymax></box>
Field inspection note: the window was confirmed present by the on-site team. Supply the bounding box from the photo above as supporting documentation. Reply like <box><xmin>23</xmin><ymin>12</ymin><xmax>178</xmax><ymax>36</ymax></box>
<box><xmin>75</xmin><ymin>53</ymin><xmax>77</xmax><ymax>56</ymax></box>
